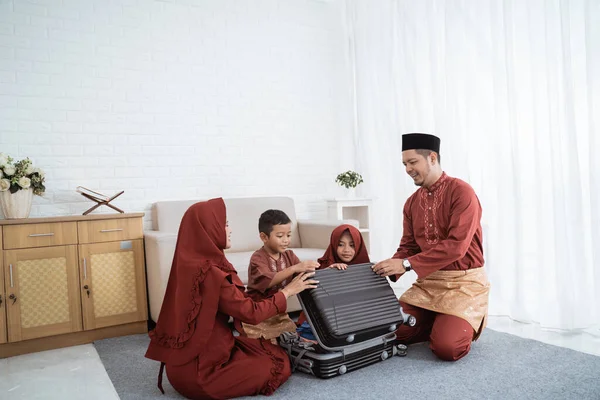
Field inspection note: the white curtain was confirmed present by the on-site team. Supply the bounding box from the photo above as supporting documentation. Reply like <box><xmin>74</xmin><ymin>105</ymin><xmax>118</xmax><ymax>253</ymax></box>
<box><xmin>346</xmin><ymin>0</ymin><xmax>600</xmax><ymax>331</ymax></box>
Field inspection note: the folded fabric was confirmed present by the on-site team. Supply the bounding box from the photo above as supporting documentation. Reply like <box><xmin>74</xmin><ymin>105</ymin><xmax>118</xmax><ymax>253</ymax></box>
<box><xmin>296</xmin><ymin>321</ymin><xmax>317</xmax><ymax>341</ymax></box>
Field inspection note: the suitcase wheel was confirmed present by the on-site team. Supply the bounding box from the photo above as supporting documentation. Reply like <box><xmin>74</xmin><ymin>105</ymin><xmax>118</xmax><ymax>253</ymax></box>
<box><xmin>338</xmin><ymin>365</ymin><xmax>347</xmax><ymax>375</ymax></box>
<box><xmin>396</xmin><ymin>344</ymin><xmax>408</xmax><ymax>357</ymax></box>
<box><xmin>381</xmin><ymin>350</ymin><xmax>389</xmax><ymax>360</ymax></box>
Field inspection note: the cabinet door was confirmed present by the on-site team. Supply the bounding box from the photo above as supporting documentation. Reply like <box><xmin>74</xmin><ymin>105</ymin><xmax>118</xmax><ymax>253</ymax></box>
<box><xmin>4</xmin><ymin>246</ymin><xmax>82</xmax><ymax>342</ymax></box>
<box><xmin>0</xmin><ymin>228</ymin><xmax>6</xmax><ymax>344</ymax></box>
<box><xmin>79</xmin><ymin>239</ymin><xmax>147</xmax><ymax>330</ymax></box>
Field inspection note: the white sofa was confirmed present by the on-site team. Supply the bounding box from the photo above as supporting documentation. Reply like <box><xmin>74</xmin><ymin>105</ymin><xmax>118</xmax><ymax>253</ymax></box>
<box><xmin>144</xmin><ymin>196</ymin><xmax>358</xmax><ymax>322</ymax></box>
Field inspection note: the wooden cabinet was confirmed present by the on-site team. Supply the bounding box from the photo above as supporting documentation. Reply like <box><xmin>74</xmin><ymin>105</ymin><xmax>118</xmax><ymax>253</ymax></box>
<box><xmin>0</xmin><ymin>213</ymin><xmax>147</xmax><ymax>358</ymax></box>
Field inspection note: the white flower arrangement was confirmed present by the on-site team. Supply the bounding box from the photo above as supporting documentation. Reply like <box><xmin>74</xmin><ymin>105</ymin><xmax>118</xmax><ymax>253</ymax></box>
<box><xmin>0</xmin><ymin>153</ymin><xmax>46</xmax><ymax>196</ymax></box>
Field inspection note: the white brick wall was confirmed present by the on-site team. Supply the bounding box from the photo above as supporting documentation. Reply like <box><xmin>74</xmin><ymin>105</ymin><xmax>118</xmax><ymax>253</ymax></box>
<box><xmin>0</xmin><ymin>0</ymin><xmax>355</xmax><ymax>228</ymax></box>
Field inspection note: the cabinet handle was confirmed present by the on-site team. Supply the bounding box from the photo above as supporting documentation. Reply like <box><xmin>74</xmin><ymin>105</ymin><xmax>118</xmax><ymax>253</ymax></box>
<box><xmin>9</xmin><ymin>294</ymin><xmax>17</xmax><ymax>305</ymax></box>
<box><xmin>9</xmin><ymin>264</ymin><xmax>13</xmax><ymax>288</ymax></box>
<box><xmin>28</xmin><ymin>232</ymin><xmax>55</xmax><ymax>237</ymax></box>
<box><xmin>100</xmin><ymin>228</ymin><xmax>123</xmax><ymax>233</ymax></box>
<box><xmin>83</xmin><ymin>258</ymin><xmax>87</xmax><ymax>279</ymax></box>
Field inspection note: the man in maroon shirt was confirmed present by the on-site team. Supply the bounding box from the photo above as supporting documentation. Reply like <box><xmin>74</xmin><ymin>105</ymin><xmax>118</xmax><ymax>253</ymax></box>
<box><xmin>373</xmin><ymin>133</ymin><xmax>490</xmax><ymax>361</ymax></box>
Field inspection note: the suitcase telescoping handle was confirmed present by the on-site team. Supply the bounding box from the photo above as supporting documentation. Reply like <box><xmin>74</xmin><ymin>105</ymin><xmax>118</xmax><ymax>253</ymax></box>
<box><xmin>399</xmin><ymin>306</ymin><xmax>417</xmax><ymax>327</ymax></box>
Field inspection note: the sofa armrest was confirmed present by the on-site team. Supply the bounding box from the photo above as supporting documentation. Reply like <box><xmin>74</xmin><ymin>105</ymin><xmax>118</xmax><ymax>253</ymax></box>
<box><xmin>144</xmin><ymin>230</ymin><xmax>178</xmax><ymax>322</ymax></box>
<box><xmin>297</xmin><ymin>219</ymin><xmax>359</xmax><ymax>249</ymax></box>
<box><xmin>144</xmin><ymin>230</ymin><xmax>178</xmax><ymax>241</ymax></box>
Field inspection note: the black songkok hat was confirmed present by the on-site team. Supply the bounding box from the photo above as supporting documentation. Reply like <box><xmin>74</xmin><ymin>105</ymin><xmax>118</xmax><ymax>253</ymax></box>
<box><xmin>402</xmin><ymin>133</ymin><xmax>441</xmax><ymax>153</ymax></box>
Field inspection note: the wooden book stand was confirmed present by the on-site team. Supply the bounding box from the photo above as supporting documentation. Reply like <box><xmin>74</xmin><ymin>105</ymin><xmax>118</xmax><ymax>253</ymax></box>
<box><xmin>77</xmin><ymin>186</ymin><xmax>125</xmax><ymax>215</ymax></box>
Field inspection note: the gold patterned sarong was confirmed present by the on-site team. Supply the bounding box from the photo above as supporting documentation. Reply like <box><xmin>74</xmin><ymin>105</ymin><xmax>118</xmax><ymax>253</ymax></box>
<box><xmin>241</xmin><ymin>313</ymin><xmax>297</xmax><ymax>341</ymax></box>
<box><xmin>400</xmin><ymin>267</ymin><xmax>490</xmax><ymax>340</ymax></box>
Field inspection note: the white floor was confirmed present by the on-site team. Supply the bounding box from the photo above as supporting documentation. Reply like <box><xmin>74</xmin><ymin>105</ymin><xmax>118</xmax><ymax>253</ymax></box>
<box><xmin>0</xmin><ymin>344</ymin><xmax>119</xmax><ymax>400</ymax></box>
<box><xmin>0</xmin><ymin>317</ymin><xmax>598</xmax><ymax>400</ymax></box>
<box><xmin>487</xmin><ymin>316</ymin><xmax>600</xmax><ymax>357</ymax></box>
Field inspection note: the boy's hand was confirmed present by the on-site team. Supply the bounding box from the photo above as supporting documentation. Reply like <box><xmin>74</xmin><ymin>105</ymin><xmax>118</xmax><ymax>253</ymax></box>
<box><xmin>328</xmin><ymin>263</ymin><xmax>348</xmax><ymax>270</ymax></box>
<box><xmin>294</xmin><ymin>260</ymin><xmax>319</xmax><ymax>273</ymax></box>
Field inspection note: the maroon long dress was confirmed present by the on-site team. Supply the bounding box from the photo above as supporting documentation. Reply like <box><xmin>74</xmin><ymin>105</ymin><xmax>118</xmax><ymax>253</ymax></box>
<box><xmin>145</xmin><ymin>198</ymin><xmax>291</xmax><ymax>399</ymax></box>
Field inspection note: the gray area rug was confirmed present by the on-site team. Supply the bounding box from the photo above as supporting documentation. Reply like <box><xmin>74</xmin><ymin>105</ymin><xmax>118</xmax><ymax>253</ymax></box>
<box><xmin>94</xmin><ymin>329</ymin><xmax>600</xmax><ymax>400</ymax></box>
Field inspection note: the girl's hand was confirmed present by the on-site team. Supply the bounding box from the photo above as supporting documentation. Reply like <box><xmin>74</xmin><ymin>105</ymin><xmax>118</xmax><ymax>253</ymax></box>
<box><xmin>328</xmin><ymin>263</ymin><xmax>348</xmax><ymax>270</ymax></box>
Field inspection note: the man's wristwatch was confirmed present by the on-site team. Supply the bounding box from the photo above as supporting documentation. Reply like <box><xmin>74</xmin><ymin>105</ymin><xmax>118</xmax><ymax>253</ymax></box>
<box><xmin>402</xmin><ymin>259</ymin><xmax>412</xmax><ymax>272</ymax></box>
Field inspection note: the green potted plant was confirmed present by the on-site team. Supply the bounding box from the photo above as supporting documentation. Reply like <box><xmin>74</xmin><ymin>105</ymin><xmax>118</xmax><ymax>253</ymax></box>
<box><xmin>0</xmin><ymin>153</ymin><xmax>46</xmax><ymax>219</ymax></box>
<box><xmin>335</xmin><ymin>170</ymin><xmax>363</xmax><ymax>198</ymax></box>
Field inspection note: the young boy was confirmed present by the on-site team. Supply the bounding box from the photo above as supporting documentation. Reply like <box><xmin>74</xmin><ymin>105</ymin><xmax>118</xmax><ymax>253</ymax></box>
<box><xmin>240</xmin><ymin>209</ymin><xmax>319</xmax><ymax>341</ymax></box>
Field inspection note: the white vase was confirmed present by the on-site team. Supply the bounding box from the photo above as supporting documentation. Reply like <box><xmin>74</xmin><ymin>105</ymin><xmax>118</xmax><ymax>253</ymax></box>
<box><xmin>0</xmin><ymin>188</ymin><xmax>34</xmax><ymax>219</ymax></box>
<box><xmin>346</xmin><ymin>187</ymin><xmax>356</xmax><ymax>198</ymax></box>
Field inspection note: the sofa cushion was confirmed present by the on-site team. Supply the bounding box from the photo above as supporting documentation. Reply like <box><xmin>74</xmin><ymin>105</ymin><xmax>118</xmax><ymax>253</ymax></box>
<box><xmin>224</xmin><ymin>197</ymin><xmax>301</xmax><ymax>252</ymax></box>
<box><xmin>289</xmin><ymin>248</ymin><xmax>326</xmax><ymax>264</ymax></box>
<box><xmin>153</xmin><ymin>199</ymin><xmax>201</xmax><ymax>232</ymax></box>
<box><xmin>153</xmin><ymin>197</ymin><xmax>302</xmax><ymax>252</ymax></box>
<box><xmin>146</xmin><ymin>196</ymin><xmax>333</xmax><ymax>321</ymax></box>
<box><xmin>226</xmin><ymin>251</ymin><xmax>254</xmax><ymax>285</ymax></box>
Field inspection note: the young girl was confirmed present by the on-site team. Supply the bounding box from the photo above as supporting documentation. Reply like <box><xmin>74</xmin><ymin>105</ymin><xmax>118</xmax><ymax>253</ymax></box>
<box><xmin>296</xmin><ymin>224</ymin><xmax>371</xmax><ymax>328</ymax></box>
<box><xmin>317</xmin><ymin>224</ymin><xmax>370</xmax><ymax>269</ymax></box>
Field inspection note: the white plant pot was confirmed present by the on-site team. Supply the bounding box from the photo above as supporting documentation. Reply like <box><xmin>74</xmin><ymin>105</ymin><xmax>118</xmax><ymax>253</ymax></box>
<box><xmin>0</xmin><ymin>188</ymin><xmax>33</xmax><ymax>219</ymax></box>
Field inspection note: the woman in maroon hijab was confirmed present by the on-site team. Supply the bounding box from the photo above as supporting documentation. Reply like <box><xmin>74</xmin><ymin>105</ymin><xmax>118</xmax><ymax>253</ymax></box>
<box><xmin>145</xmin><ymin>198</ymin><xmax>317</xmax><ymax>399</ymax></box>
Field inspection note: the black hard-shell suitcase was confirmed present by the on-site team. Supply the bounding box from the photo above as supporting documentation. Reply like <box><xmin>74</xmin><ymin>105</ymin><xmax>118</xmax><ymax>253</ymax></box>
<box><xmin>280</xmin><ymin>263</ymin><xmax>415</xmax><ymax>378</ymax></box>
<box><xmin>298</xmin><ymin>262</ymin><xmax>413</xmax><ymax>349</ymax></box>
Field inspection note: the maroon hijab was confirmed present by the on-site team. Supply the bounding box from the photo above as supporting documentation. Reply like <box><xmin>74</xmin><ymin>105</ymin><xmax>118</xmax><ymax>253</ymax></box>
<box><xmin>317</xmin><ymin>224</ymin><xmax>370</xmax><ymax>268</ymax></box>
<box><xmin>145</xmin><ymin>198</ymin><xmax>243</xmax><ymax>366</ymax></box>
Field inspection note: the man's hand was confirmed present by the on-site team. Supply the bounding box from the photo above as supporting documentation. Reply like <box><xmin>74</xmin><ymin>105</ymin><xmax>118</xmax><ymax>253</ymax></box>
<box><xmin>293</xmin><ymin>260</ymin><xmax>319</xmax><ymax>274</ymax></box>
<box><xmin>372</xmin><ymin>258</ymin><xmax>406</xmax><ymax>278</ymax></box>
<box><xmin>328</xmin><ymin>263</ymin><xmax>348</xmax><ymax>270</ymax></box>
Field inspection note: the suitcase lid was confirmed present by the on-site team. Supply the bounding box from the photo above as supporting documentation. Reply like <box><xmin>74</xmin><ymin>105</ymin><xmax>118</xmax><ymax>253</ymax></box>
<box><xmin>298</xmin><ymin>263</ymin><xmax>403</xmax><ymax>348</ymax></box>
